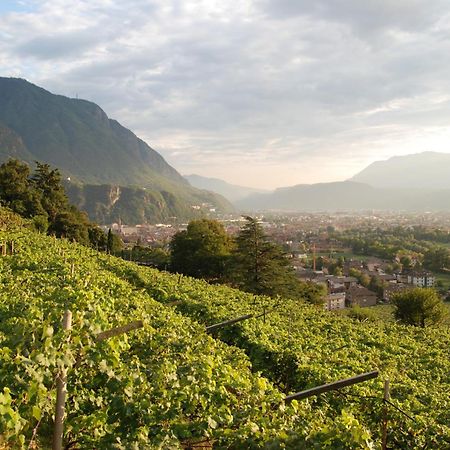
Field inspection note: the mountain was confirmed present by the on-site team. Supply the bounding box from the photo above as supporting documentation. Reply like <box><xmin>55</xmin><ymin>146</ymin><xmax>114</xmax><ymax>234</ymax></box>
<box><xmin>236</xmin><ymin>180</ymin><xmax>450</xmax><ymax>212</ymax></box>
<box><xmin>185</xmin><ymin>174</ymin><xmax>268</xmax><ymax>203</ymax></box>
<box><xmin>0</xmin><ymin>77</ymin><xmax>233</xmax><ymax>222</ymax></box>
<box><xmin>65</xmin><ymin>182</ymin><xmax>232</xmax><ymax>225</ymax></box>
<box><xmin>350</xmin><ymin>151</ymin><xmax>450</xmax><ymax>189</ymax></box>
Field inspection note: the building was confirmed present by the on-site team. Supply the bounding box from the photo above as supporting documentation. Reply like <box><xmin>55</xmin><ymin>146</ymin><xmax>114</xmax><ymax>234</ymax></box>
<box><xmin>346</xmin><ymin>286</ymin><xmax>378</xmax><ymax>307</ymax></box>
<box><xmin>327</xmin><ymin>276</ymin><xmax>358</xmax><ymax>293</ymax></box>
<box><xmin>383</xmin><ymin>283</ymin><xmax>412</xmax><ymax>302</ymax></box>
<box><xmin>406</xmin><ymin>271</ymin><xmax>435</xmax><ymax>288</ymax></box>
<box><xmin>324</xmin><ymin>292</ymin><xmax>346</xmax><ymax>311</ymax></box>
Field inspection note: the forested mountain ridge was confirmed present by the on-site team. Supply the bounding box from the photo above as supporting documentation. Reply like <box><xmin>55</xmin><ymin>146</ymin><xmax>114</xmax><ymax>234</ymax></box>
<box><xmin>65</xmin><ymin>181</ymin><xmax>233</xmax><ymax>225</ymax></box>
<box><xmin>0</xmin><ymin>77</ymin><xmax>184</xmax><ymax>186</ymax></box>
<box><xmin>0</xmin><ymin>77</ymin><xmax>234</xmax><ymax>221</ymax></box>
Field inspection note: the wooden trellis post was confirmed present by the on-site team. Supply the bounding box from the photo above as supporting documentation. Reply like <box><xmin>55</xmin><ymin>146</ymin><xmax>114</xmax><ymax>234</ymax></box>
<box><xmin>52</xmin><ymin>310</ymin><xmax>72</xmax><ymax>450</ymax></box>
<box><xmin>52</xmin><ymin>315</ymin><xmax>144</xmax><ymax>448</ymax></box>
<box><xmin>381</xmin><ymin>379</ymin><xmax>390</xmax><ymax>450</ymax></box>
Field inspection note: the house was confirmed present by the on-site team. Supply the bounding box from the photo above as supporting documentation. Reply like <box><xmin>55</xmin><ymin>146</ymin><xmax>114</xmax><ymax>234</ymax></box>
<box><xmin>406</xmin><ymin>271</ymin><xmax>435</xmax><ymax>287</ymax></box>
<box><xmin>324</xmin><ymin>292</ymin><xmax>346</xmax><ymax>311</ymax></box>
<box><xmin>327</xmin><ymin>276</ymin><xmax>358</xmax><ymax>293</ymax></box>
<box><xmin>346</xmin><ymin>286</ymin><xmax>378</xmax><ymax>307</ymax></box>
<box><xmin>383</xmin><ymin>283</ymin><xmax>412</xmax><ymax>302</ymax></box>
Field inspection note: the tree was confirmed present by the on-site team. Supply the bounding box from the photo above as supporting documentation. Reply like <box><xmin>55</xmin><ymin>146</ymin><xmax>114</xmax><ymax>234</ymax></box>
<box><xmin>49</xmin><ymin>208</ymin><xmax>91</xmax><ymax>244</ymax></box>
<box><xmin>106</xmin><ymin>228</ymin><xmax>123</xmax><ymax>254</ymax></box>
<box><xmin>0</xmin><ymin>159</ymin><xmax>45</xmax><ymax>217</ymax></box>
<box><xmin>31</xmin><ymin>162</ymin><xmax>68</xmax><ymax>221</ymax></box>
<box><xmin>88</xmin><ymin>226</ymin><xmax>107</xmax><ymax>250</ymax></box>
<box><xmin>423</xmin><ymin>248</ymin><xmax>450</xmax><ymax>272</ymax></box>
<box><xmin>391</xmin><ymin>288</ymin><xmax>446</xmax><ymax>327</ymax></box>
<box><xmin>368</xmin><ymin>275</ymin><xmax>387</xmax><ymax>298</ymax></box>
<box><xmin>400</xmin><ymin>255</ymin><xmax>412</xmax><ymax>270</ymax></box>
<box><xmin>230</xmin><ymin>216</ymin><xmax>305</xmax><ymax>298</ymax></box>
<box><xmin>170</xmin><ymin>219</ymin><xmax>232</xmax><ymax>279</ymax></box>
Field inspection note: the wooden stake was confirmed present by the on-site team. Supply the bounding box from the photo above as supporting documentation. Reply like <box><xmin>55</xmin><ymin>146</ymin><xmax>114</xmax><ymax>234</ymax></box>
<box><xmin>285</xmin><ymin>371</ymin><xmax>379</xmax><ymax>402</ymax></box>
<box><xmin>96</xmin><ymin>320</ymin><xmax>144</xmax><ymax>342</ymax></box>
<box><xmin>382</xmin><ymin>379</ymin><xmax>390</xmax><ymax>450</ymax></box>
<box><xmin>206</xmin><ymin>314</ymin><xmax>254</xmax><ymax>332</ymax></box>
<box><xmin>52</xmin><ymin>310</ymin><xmax>72</xmax><ymax>450</ymax></box>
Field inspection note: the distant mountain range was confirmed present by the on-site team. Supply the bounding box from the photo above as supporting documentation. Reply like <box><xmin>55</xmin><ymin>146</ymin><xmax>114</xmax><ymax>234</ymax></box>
<box><xmin>2</xmin><ymin>77</ymin><xmax>449</xmax><ymax>217</ymax></box>
<box><xmin>350</xmin><ymin>152</ymin><xmax>450</xmax><ymax>189</ymax></box>
<box><xmin>185</xmin><ymin>174</ymin><xmax>269</xmax><ymax>202</ymax></box>
<box><xmin>235</xmin><ymin>152</ymin><xmax>450</xmax><ymax>212</ymax></box>
<box><xmin>0</xmin><ymin>78</ymin><xmax>233</xmax><ymax>223</ymax></box>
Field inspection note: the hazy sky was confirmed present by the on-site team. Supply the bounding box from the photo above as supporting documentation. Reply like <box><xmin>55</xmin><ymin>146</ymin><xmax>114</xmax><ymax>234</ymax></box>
<box><xmin>1</xmin><ymin>0</ymin><xmax>450</xmax><ymax>189</ymax></box>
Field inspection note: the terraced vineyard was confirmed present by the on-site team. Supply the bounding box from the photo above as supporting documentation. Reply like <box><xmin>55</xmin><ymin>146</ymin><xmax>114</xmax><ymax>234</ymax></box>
<box><xmin>99</xmin><ymin>256</ymin><xmax>450</xmax><ymax>449</ymax></box>
<box><xmin>0</xmin><ymin>225</ymin><xmax>374</xmax><ymax>449</ymax></box>
<box><xmin>1</xmin><ymin>221</ymin><xmax>449</xmax><ymax>448</ymax></box>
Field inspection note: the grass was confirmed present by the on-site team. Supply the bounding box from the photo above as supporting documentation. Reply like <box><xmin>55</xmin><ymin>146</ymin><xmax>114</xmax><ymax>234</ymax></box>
<box><xmin>434</xmin><ymin>272</ymin><xmax>450</xmax><ymax>290</ymax></box>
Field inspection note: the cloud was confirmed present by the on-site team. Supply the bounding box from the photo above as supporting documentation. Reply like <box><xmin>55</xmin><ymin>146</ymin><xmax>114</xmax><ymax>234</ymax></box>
<box><xmin>1</xmin><ymin>0</ymin><xmax>450</xmax><ymax>188</ymax></box>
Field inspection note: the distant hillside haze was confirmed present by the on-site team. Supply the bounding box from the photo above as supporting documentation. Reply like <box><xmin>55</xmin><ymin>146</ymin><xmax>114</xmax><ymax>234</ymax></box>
<box><xmin>0</xmin><ymin>77</ymin><xmax>234</xmax><ymax>222</ymax></box>
<box><xmin>185</xmin><ymin>174</ymin><xmax>269</xmax><ymax>203</ymax></box>
<box><xmin>237</xmin><ymin>181</ymin><xmax>450</xmax><ymax>213</ymax></box>
<box><xmin>350</xmin><ymin>151</ymin><xmax>450</xmax><ymax>189</ymax></box>
<box><xmin>237</xmin><ymin>181</ymin><xmax>378</xmax><ymax>211</ymax></box>
<box><xmin>237</xmin><ymin>151</ymin><xmax>450</xmax><ymax>212</ymax></box>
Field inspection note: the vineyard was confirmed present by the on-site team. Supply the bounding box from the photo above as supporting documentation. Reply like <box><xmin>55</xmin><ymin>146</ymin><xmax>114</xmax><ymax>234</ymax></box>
<box><xmin>0</xmin><ymin>220</ymin><xmax>449</xmax><ymax>448</ymax></box>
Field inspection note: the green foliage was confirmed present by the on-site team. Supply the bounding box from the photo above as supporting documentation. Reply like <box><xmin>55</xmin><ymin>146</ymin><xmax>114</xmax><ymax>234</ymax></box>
<box><xmin>0</xmin><ymin>227</ymin><xmax>306</xmax><ymax>448</ymax></box>
<box><xmin>106</xmin><ymin>228</ymin><xmax>124</xmax><ymax>254</ymax></box>
<box><xmin>391</xmin><ymin>288</ymin><xmax>447</xmax><ymax>327</ymax></box>
<box><xmin>0</xmin><ymin>159</ymin><xmax>108</xmax><ymax>249</ymax></box>
<box><xmin>128</xmin><ymin>245</ymin><xmax>170</xmax><ymax>270</ymax></box>
<box><xmin>230</xmin><ymin>217</ymin><xmax>304</xmax><ymax>299</ymax></box>
<box><xmin>0</xmin><ymin>159</ymin><xmax>45</xmax><ymax>218</ymax></box>
<box><xmin>170</xmin><ymin>219</ymin><xmax>233</xmax><ymax>280</ymax></box>
<box><xmin>2</xmin><ymin>221</ymin><xmax>450</xmax><ymax>448</ymax></box>
<box><xmin>105</xmin><ymin>256</ymin><xmax>450</xmax><ymax>449</ymax></box>
<box><xmin>31</xmin><ymin>214</ymin><xmax>48</xmax><ymax>233</ymax></box>
<box><xmin>349</xmin><ymin>268</ymin><xmax>370</xmax><ymax>288</ymax></box>
<box><xmin>347</xmin><ymin>306</ymin><xmax>376</xmax><ymax>322</ymax></box>
<box><xmin>31</xmin><ymin>162</ymin><xmax>68</xmax><ymax>221</ymax></box>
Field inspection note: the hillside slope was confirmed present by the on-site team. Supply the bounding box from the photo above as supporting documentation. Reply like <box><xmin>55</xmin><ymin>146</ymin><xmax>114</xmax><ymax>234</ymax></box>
<box><xmin>104</xmin><ymin>256</ymin><xmax>450</xmax><ymax>449</ymax></box>
<box><xmin>0</xmin><ymin>77</ymin><xmax>183</xmax><ymax>187</ymax></box>
<box><xmin>0</xmin><ymin>220</ymin><xmax>302</xmax><ymax>448</ymax></box>
<box><xmin>0</xmin><ymin>78</ymin><xmax>234</xmax><ymax>221</ymax></box>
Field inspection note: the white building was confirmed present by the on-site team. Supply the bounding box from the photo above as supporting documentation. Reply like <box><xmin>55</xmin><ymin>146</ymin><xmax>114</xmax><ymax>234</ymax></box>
<box><xmin>407</xmin><ymin>272</ymin><xmax>435</xmax><ymax>288</ymax></box>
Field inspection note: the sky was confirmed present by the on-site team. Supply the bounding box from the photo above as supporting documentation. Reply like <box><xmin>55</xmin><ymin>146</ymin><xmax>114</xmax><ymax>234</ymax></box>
<box><xmin>1</xmin><ymin>0</ymin><xmax>450</xmax><ymax>189</ymax></box>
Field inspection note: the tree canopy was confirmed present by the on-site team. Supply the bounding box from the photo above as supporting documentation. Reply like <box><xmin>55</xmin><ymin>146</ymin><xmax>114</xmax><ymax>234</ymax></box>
<box><xmin>230</xmin><ymin>216</ymin><xmax>321</xmax><ymax>301</ymax></box>
<box><xmin>0</xmin><ymin>159</ymin><xmax>110</xmax><ymax>247</ymax></box>
<box><xmin>391</xmin><ymin>288</ymin><xmax>446</xmax><ymax>327</ymax></box>
<box><xmin>170</xmin><ymin>219</ymin><xmax>233</xmax><ymax>280</ymax></box>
